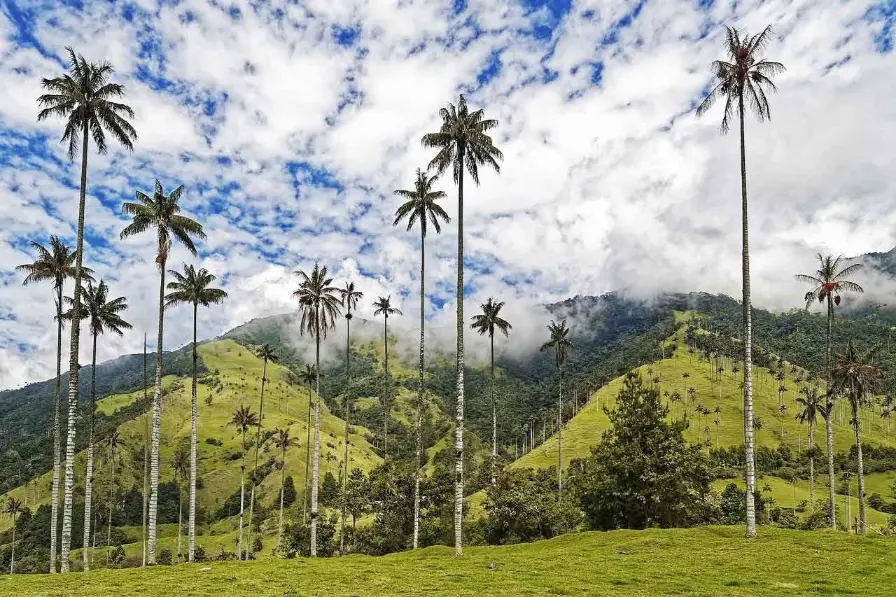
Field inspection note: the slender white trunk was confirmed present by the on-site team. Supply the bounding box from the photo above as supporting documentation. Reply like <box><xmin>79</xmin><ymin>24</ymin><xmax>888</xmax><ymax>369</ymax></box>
<box><xmin>177</xmin><ymin>486</ymin><xmax>182</xmax><ymax>560</ymax></box>
<box><xmin>238</xmin><ymin>430</ymin><xmax>246</xmax><ymax>560</ymax></box>
<box><xmin>310</xmin><ymin>313</ymin><xmax>322</xmax><ymax>556</ymax></box>
<box><xmin>61</xmin><ymin>125</ymin><xmax>90</xmax><ymax>573</ymax></box>
<box><xmin>142</xmin><ymin>335</ymin><xmax>149</xmax><ymax>567</ymax></box>
<box><xmin>148</xmin><ymin>256</ymin><xmax>167</xmax><ymax>564</ymax></box>
<box><xmin>188</xmin><ymin>304</ymin><xmax>198</xmax><ymax>561</ymax></box>
<box><xmin>277</xmin><ymin>449</ymin><xmax>286</xmax><ymax>555</ymax></box>
<box><xmin>9</xmin><ymin>519</ymin><xmax>15</xmax><ymax>574</ymax></box>
<box><xmin>738</xmin><ymin>93</ymin><xmax>757</xmax><ymax>538</ymax></box>
<box><xmin>852</xmin><ymin>398</ymin><xmax>867</xmax><ymax>534</ymax></box>
<box><xmin>825</xmin><ymin>297</ymin><xmax>837</xmax><ymax>529</ymax></box>
<box><xmin>413</xmin><ymin>231</ymin><xmax>425</xmax><ymax>550</ymax></box>
<box><xmin>383</xmin><ymin>314</ymin><xmax>389</xmax><ymax>459</ymax></box>
<box><xmin>106</xmin><ymin>444</ymin><xmax>115</xmax><ymax>566</ymax></box>
<box><xmin>247</xmin><ymin>357</ymin><xmax>268</xmax><ymax>558</ymax></box>
<box><xmin>490</xmin><ymin>334</ymin><xmax>496</xmax><ymax>487</ymax></box>
<box><xmin>303</xmin><ymin>384</ymin><xmax>312</xmax><ymax>523</ymax></box>
<box><xmin>454</xmin><ymin>146</ymin><xmax>466</xmax><ymax>556</ymax></box>
<box><xmin>341</xmin><ymin>313</ymin><xmax>351</xmax><ymax>555</ymax></box>
<box><xmin>82</xmin><ymin>332</ymin><xmax>98</xmax><ymax>571</ymax></box>
<box><xmin>557</xmin><ymin>363</ymin><xmax>563</xmax><ymax>498</ymax></box>
<box><xmin>49</xmin><ymin>285</ymin><xmax>63</xmax><ymax>574</ymax></box>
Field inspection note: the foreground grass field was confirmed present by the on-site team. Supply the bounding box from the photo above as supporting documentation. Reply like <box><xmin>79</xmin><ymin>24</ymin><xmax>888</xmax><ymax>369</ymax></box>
<box><xmin>6</xmin><ymin>527</ymin><xmax>895</xmax><ymax>596</ymax></box>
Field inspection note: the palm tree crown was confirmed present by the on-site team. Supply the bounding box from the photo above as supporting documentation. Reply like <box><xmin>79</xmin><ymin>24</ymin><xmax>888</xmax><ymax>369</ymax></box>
<box><xmin>796</xmin><ymin>386</ymin><xmax>824</xmax><ymax>426</ymax></box>
<box><xmin>120</xmin><ymin>181</ymin><xmax>206</xmax><ymax>263</ymax></box>
<box><xmin>471</xmin><ymin>298</ymin><xmax>512</xmax><ymax>339</ymax></box>
<box><xmin>230</xmin><ymin>406</ymin><xmax>259</xmax><ymax>447</ymax></box>
<box><xmin>831</xmin><ymin>342</ymin><xmax>880</xmax><ymax>405</ymax></box>
<box><xmin>293</xmin><ymin>263</ymin><xmax>342</xmax><ymax>339</ymax></box>
<box><xmin>422</xmin><ymin>94</ymin><xmax>503</xmax><ymax>182</ymax></box>
<box><xmin>255</xmin><ymin>344</ymin><xmax>278</xmax><ymax>366</ymax></box>
<box><xmin>16</xmin><ymin>236</ymin><xmax>92</xmax><ymax>297</ymax></box>
<box><xmin>299</xmin><ymin>364</ymin><xmax>318</xmax><ymax>387</ymax></box>
<box><xmin>373</xmin><ymin>296</ymin><xmax>402</xmax><ymax>320</ymax></box>
<box><xmin>795</xmin><ymin>254</ymin><xmax>864</xmax><ymax>308</ymax></box>
<box><xmin>37</xmin><ymin>47</ymin><xmax>137</xmax><ymax>160</ymax></box>
<box><xmin>393</xmin><ymin>169</ymin><xmax>451</xmax><ymax>237</ymax></box>
<box><xmin>339</xmin><ymin>281</ymin><xmax>363</xmax><ymax>320</ymax></box>
<box><xmin>540</xmin><ymin>320</ymin><xmax>572</xmax><ymax>367</ymax></box>
<box><xmin>274</xmin><ymin>428</ymin><xmax>299</xmax><ymax>452</ymax></box>
<box><xmin>164</xmin><ymin>264</ymin><xmax>228</xmax><ymax>310</ymax></box>
<box><xmin>695</xmin><ymin>26</ymin><xmax>785</xmax><ymax>133</ymax></box>
<box><xmin>66</xmin><ymin>280</ymin><xmax>132</xmax><ymax>338</ymax></box>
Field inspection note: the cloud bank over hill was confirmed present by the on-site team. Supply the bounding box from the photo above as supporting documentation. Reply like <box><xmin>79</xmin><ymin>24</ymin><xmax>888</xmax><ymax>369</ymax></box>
<box><xmin>1</xmin><ymin>0</ymin><xmax>894</xmax><ymax>389</ymax></box>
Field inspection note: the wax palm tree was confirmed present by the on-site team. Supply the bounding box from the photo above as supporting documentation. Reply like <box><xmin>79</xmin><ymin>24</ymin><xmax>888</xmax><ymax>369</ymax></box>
<box><xmin>297</xmin><ymin>364</ymin><xmax>317</xmax><ymax>523</ymax></box>
<box><xmin>15</xmin><ymin>237</ymin><xmax>90</xmax><ymax>573</ymax></box>
<box><xmin>470</xmin><ymin>298</ymin><xmax>512</xmax><ymax>487</ymax></box>
<box><xmin>394</xmin><ymin>167</ymin><xmax>450</xmax><ymax>549</ymax></box>
<box><xmin>164</xmin><ymin>263</ymin><xmax>227</xmax><ymax>561</ymax></box>
<box><xmin>171</xmin><ymin>444</ymin><xmax>189</xmax><ymax>561</ymax></box>
<box><xmin>120</xmin><ymin>181</ymin><xmax>204</xmax><ymax>564</ymax></box>
<box><xmin>753</xmin><ymin>417</ymin><xmax>763</xmax><ymax>474</ymax></box>
<box><xmin>540</xmin><ymin>319</ymin><xmax>572</xmax><ymax>498</ymax></box>
<box><xmin>714</xmin><ymin>406</ymin><xmax>723</xmax><ymax>449</ymax></box>
<box><xmin>64</xmin><ymin>280</ymin><xmax>130</xmax><ymax>571</ymax></box>
<box><xmin>5</xmin><ymin>497</ymin><xmax>23</xmax><ymax>574</ymax></box>
<box><xmin>105</xmin><ymin>429</ymin><xmax>120</xmax><ymax>566</ymax></box>
<box><xmin>422</xmin><ymin>94</ymin><xmax>502</xmax><ymax>555</ymax></box>
<box><xmin>273</xmin><ymin>428</ymin><xmax>299</xmax><ymax>554</ymax></box>
<box><xmin>830</xmin><ymin>341</ymin><xmax>880</xmax><ymax>534</ymax></box>
<box><xmin>796</xmin><ymin>385</ymin><xmax>823</xmax><ymax>514</ymax></box>
<box><xmin>240</xmin><ymin>344</ymin><xmax>277</xmax><ymax>559</ymax></box>
<box><xmin>373</xmin><ymin>296</ymin><xmax>402</xmax><ymax>459</ymax></box>
<box><xmin>229</xmin><ymin>406</ymin><xmax>258</xmax><ymax>560</ymax></box>
<box><xmin>337</xmin><ymin>281</ymin><xmax>362</xmax><ymax>555</ymax></box>
<box><xmin>293</xmin><ymin>263</ymin><xmax>341</xmax><ymax>556</ymax></box>
<box><xmin>696</xmin><ymin>24</ymin><xmax>784</xmax><ymax>539</ymax></box>
<box><xmin>38</xmin><ymin>49</ymin><xmax>137</xmax><ymax>572</ymax></box>
<box><xmin>796</xmin><ymin>254</ymin><xmax>864</xmax><ymax>528</ymax></box>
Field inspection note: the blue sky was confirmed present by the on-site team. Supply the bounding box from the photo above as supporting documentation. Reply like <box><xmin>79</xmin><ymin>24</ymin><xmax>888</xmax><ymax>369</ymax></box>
<box><xmin>0</xmin><ymin>0</ymin><xmax>895</xmax><ymax>389</ymax></box>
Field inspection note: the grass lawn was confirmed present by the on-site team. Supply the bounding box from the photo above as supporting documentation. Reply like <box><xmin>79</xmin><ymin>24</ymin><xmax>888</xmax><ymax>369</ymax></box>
<box><xmin>6</xmin><ymin>526</ymin><xmax>896</xmax><ymax>596</ymax></box>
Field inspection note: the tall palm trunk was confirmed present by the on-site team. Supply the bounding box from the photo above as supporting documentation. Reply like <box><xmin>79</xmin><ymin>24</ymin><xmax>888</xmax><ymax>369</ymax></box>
<box><xmin>340</xmin><ymin>314</ymin><xmax>351</xmax><ymax>555</ymax></box>
<box><xmin>413</xmin><ymin>233</ymin><xmax>425</xmax><ymax>549</ymax></box>
<box><xmin>277</xmin><ymin>447</ymin><xmax>286</xmax><ymax>554</ymax></box>
<box><xmin>383</xmin><ymin>314</ymin><xmax>389</xmax><ymax>459</ymax></box>
<box><xmin>237</xmin><ymin>431</ymin><xmax>246</xmax><ymax>560</ymax></box>
<box><xmin>106</xmin><ymin>444</ymin><xmax>115</xmax><ymax>566</ymax></box>
<box><xmin>557</xmin><ymin>364</ymin><xmax>563</xmax><ymax>498</ymax></box>
<box><xmin>247</xmin><ymin>356</ymin><xmax>269</xmax><ymax>558</ymax></box>
<box><xmin>61</xmin><ymin>123</ymin><xmax>90</xmax><ymax>573</ymax></box>
<box><xmin>738</xmin><ymin>93</ymin><xmax>757</xmax><ymax>538</ymax></box>
<box><xmin>303</xmin><ymin>382</ymin><xmax>311</xmax><ymax>522</ymax></box>
<box><xmin>490</xmin><ymin>333</ymin><xmax>496</xmax><ymax>487</ymax></box>
<box><xmin>50</xmin><ymin>284</ymin><xmax>63</xmax><ymax>574</ymax></box>
<box><xmin>454</xmin><ymin>145</ymin><xmax>466</xmax><ymax>557</ymax></box>
<box><xmin>310</xmin><ymin>313</ymin><xmax>322</xmax><ymax>557</ymax></box>
<box><xmin>851</xmin><ymin>397</ymin><xmax>867</xmax><ymax>534</ymax></box>
<box><xmin>176</xmin><ymin>483</ymin><xmax>183</xmax><ymax>560</ymax></box>
<box><xmin>147</xmin><ymin>247</ymin><xmax>167</xmax><ymax>565</ymax></box>
<box><xmin>188</xmin><ymin>303</ymin><xmax>198</xmax><ymax>561</ymax></box>
<box><xmin>9</xmin><ymin>517</ymin><xmax>15</xmax><ymax>574</ymax></box>
<box><xmin>804</xmin><ymin>422</ymin><xmax>813</xmax><ymax>515</ymax></box>
<box><xmin>825</xmin><ymin>296</ymin><xmax>837</xmax><ymax>529</ymax></box>
<box><xmin>142</xmin><ymin>334</ymin><xmax>149</xmax><ymax>567</ymax></box>
<box><xmin>82</xmin><ymin>332</ymin><xmax>98</xmax><ymax>571</ymax></box>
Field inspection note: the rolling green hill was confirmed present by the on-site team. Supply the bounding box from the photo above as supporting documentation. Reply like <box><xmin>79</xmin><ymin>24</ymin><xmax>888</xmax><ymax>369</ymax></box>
<box><xmin>0</xmin><ymin>339</ymin><xmax>382</xmax><ymax>543</ymax></box>
<box><xmin>6</xmin><ymin>526</ymin><xmax>896</xmax><ymax>596</ymax></box>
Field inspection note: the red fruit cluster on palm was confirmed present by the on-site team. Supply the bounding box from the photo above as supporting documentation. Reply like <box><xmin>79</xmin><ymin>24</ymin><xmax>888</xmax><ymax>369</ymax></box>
<box><xmin>835</xmin><ymin>295</ymin><xmax>841</xmax><ymax>306</ymax></box>
<box><xmin>824</xmin><ymin>282</ymin><xmax>837</xmax><ymax>292</ymax></box>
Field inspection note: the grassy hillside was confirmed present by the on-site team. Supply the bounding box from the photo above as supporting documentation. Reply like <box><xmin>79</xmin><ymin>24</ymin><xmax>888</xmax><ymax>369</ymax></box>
<box><xmin>0</xmin><ymin>339</ymin><xmax>383</xmax><ymax>537</ymax></box>
<box><xmin>7</xmin><ymin>527</ymin><xmax>896</xmax><ymax>596</ymax></box>
<box><xmin>512</xmin><ymin>325</ymin><xmax>896</xmax><ymax>473</ymax></box>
